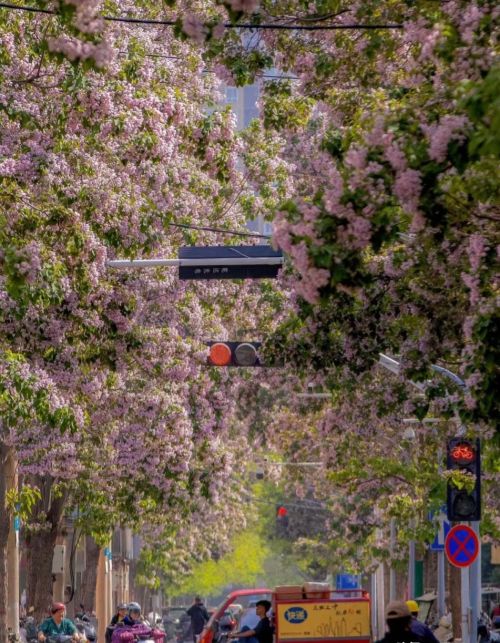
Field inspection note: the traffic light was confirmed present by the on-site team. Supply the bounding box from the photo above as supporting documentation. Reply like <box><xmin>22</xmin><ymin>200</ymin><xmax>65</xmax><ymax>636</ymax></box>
<box><xmin>178</xmin><ymin>245</ymin><xmax>283</xmax><ymax>280</ymax></box>
<box><xmin>207</xmin><ymin>342</ymin><xmax>262</xmax><ymax>367</ymax></box>
<box><xmin>276</xmin><ymin>505</ymin><xmax>289</xmax><ymax>536</ymax></box>
<box><xmin>446</xmin><ymin>438</ymin><xmax>481</xmax><ymax>521</ymax></box>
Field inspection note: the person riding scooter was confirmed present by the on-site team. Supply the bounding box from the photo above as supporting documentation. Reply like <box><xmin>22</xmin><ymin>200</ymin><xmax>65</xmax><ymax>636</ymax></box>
<box><xmin>106</xmin><ymin>603</ymin><xmax>130</xmax><ymax>643</ymax></box>
<box><xmin>38</xmin><ymin>604</ymin><xmax>82</xmax><ymax>642</ymax></box>
<box><xmin>123</xmin><ymin>603</ymin><xmax>146</xmax><ymax>627</ymax></box>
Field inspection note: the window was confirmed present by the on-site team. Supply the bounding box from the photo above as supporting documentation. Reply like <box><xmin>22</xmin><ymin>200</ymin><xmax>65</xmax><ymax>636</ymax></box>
<box><xmin>225</xmin><ymin>87</ymin><xmax>238</xmax><ymax>104</ymax></box>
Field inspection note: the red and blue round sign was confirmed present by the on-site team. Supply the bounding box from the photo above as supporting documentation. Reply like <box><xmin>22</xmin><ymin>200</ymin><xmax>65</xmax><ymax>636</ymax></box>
<box><xmin>445</xmin><ymin>524</ymin><xmax>479</xmax><ymax>568</ymax></box>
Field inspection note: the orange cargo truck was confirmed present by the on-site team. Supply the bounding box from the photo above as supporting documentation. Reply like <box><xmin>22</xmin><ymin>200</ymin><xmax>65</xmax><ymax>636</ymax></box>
<box><xmin>199</xmin><ymin>584</ymin><xmax>371</xmax><ymax>643</ymax></box>
<box><xmin>273</xmin><ymin>584</ymin><xmax>371</xmax><ymax>643</ymax></box>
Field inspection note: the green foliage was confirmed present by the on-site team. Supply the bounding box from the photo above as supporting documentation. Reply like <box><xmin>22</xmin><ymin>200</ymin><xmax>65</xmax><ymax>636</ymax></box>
<box><xmin>443</xmin><ymin>469</ymin><xmax>476</xmax><ymax>493</ymax></box>
<box><xmin>0</xmin><ymin>350</ymin><xmax>78</xmax><ymax>434</ymax></box>
<box><xmin>5</xmin><ymin>485</ymin><xmax>42</xmax><ymax>521</ymax></box>
<box><xmin>261</xmin><ymin>81</ymin><xmax>314</xmax><ymax>131</ymax></box>
<box><xmin>165</xmin><ymin>530</ymin><xmax>269</xmax><ymax>597</ymax></box>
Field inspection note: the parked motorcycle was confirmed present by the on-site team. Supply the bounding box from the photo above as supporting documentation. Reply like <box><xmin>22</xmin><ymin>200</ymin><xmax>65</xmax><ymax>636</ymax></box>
<box><xmin>20</xmin><ymin>615</ymin><xmax>38</xmax><ymax>643</ymax></box>
<box><xmin>75</xmin><ymin>614</ymin><xmax>97</xmax><ymax>642</ymax></box>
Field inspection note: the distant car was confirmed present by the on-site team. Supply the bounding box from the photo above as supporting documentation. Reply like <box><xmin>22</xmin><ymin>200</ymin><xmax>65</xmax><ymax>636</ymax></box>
<box><xmin>162</xmin><ymin>607</ymin><xmax>191</xmax><ymax>643</ymax></box>
<box><xmin>177</xmin><ymin>614</ymin><xmax>192</xmax><ymax>643</ymax></box>
<box><xmin>199</xmin><ymin>590</ymin><xmax>271</xmax><ymax>643</ymax></box>
<box><xmin>168</xmin><ymin>608</ymin><xmax>189</xmax><ymax>626</ymax></box>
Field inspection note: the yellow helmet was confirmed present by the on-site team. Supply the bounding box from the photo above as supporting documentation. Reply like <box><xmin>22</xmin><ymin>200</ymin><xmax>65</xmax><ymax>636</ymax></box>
<box><xmin>406</xmin><ymin>600</ymin><xmax>419</xmax><ymax>614</ymax></box>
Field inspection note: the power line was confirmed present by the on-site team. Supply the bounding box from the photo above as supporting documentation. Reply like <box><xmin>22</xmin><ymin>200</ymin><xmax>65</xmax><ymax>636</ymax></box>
<box><xmin>0</xmin><ymin>3</ymin><xmax>404</xmax><ymax>30</ymax></box>
<box><xmin>166</xmin><ymin>222</ymin><xmax>271</xmax><ymax>239</ymax></box>
<box><xmin>117</xmin><ymin>51</ymin><xmax>299</xmax><ymax>79</ymax></box>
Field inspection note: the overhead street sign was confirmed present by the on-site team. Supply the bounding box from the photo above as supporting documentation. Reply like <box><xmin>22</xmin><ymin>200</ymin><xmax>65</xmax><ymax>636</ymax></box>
<box><xmin>445</xmin><ymin>524</ymin><xmax>479</xmax><ymax>568</ymax></box>
<box><xmin>178</xmin><ymin>245</ymin><xmax>283</xmax><ymax>280</ymax></box>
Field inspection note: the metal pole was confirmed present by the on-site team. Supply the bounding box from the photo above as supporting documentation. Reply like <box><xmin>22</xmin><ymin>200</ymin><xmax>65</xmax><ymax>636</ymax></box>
<box><xmin>106</xmin><ymin>257</ymin><xmax>284</xmax><ymax>268</ymax></box>
<box><xmin>470</xmin><ymin>521</ymin><xmax>481</xmax><ymax>643</ymax></box>
<box><xmin>437</xmin><ymin>550</ymin><xmax>446</xmax><ymax>617</ymax></box>
<box><xmin>376</xmin><ymin>561</ymin><xmax>385</xmax><ymax>639</ymax></box>
<box><xmin>6</xmin><ymin>449</ymin><xmax>19</xmax><ymax>638</ymax></box>
<box><xmin>371</xmin><ymin>572</ymin><xmax>378</xmax><ymax>639</ymax></box>
<box><xmin>437</xmin><ymin>447</ymin><xmax>446</xmax><ymax>618</ymax></box>
<box><xmin>378</xmin><ymin>354</ymin><xmax>426</xmax><ymax>391</ymax></box>
<box><xmin>461</xmin><ymin>566</ymin><xmax>470</xmax><ymax>643</ymax></box>
<box><xmin>296</xmin><ymin>393</ymin><xmax>331</xmax><ymax>399</ymax></box>
<box><xmin>390</xmin><ymin>519</ymin><xmax>396</xmax><ymax>601</ymax></box>
<box><xmin>408</xmin><ymin>540</ymin><xmax>416</xmax><ymax>599</ymax></box>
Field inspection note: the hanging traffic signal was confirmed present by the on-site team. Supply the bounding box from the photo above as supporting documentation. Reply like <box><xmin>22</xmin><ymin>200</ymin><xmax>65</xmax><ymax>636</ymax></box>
<box><xmin>178</xmin><ymin>246</ymin><xmax>283</xmax><ymax>280</ymax></box>
<box><xmin>207</xmin><ymin>342</ymin><xmax>262</xmax><ymax>367</ymax></box>
<box><xmin>276</xmin><ymin>505</ymin><xmax>289</xmax><ymax>536</ymax></box>
<box><xmin>446</xmin><ymin>438</ymin><xmax>481</xmax><ymax>521</ymax></box>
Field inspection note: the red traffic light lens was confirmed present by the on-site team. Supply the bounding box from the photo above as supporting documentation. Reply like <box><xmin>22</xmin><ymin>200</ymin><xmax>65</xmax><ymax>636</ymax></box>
<box><xmin>450</xmin><ymin>443</ymin><xmax>475</xmax><ymax>464</ymax></box>
<box><xmin>209</xmin><ymin>343</ymin><xmax>232</xmax><ymax>366</ymax></box>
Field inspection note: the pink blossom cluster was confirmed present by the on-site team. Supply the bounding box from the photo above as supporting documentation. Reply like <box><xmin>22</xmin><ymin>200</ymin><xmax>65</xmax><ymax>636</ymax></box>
<box><xmin>48</xmin><ymin>35</ymin><xmax>115</xmax><ymax>67</ymax></box>
<box><xmin>63</xmin><ymin>0</ymin><xmax>105</xmax><ymax>34</ymax></box>
<box><xmin>422</xmin><ymin>115</ymin><xmax>470</xmax><ymax>163</ymax></box>
<box><xmin>227</xmin><ymin>0</ymin><xmax>260</xmax><ymax>11</ymax></box>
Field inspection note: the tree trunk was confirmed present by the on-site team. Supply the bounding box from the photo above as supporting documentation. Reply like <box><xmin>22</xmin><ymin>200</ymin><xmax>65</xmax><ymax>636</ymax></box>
<box><xmin>25</xmin><ymin>477</ymin><xmax>68</xmax><ymax>622</ymax></box>
<box><xmin>78</xmin><ymin>536</ymin><xmax>100</xmax><ymax>613</ymax></box>
<box><xmin>0</xmin><ymin>442</ymin><xmax>12</xmax><ymax>643</ymax></box>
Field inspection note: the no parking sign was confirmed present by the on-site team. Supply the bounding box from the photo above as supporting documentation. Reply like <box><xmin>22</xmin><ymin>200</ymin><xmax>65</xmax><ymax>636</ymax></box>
<box><xmin>445</xmin><ymin>524</ymin><xmax>479</xmax><ymax>567</ymax></box>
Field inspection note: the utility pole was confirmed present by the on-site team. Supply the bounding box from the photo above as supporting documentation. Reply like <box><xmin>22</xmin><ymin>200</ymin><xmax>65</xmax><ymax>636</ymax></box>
<box><xmin>389</xmin><ymin>519</ymin><xmax>396</xmax><ymax>601</ymax></box>
<box><xmin>6</xmin><ymin>449</ymin><xmax>19</xmax><ymax>640</ymax></box>
<box><xmin>408</xmin><ymin>538</ymin><xmax>416</xmax><ymax>598</ymax></box>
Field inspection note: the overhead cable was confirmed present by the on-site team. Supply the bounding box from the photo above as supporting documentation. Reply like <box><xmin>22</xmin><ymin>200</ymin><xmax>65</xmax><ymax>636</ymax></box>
<box><xmin>0</xmin><ymin>3</ymin><xmax>404</xmax><ymax>30</ymax></box>
<box><xmin>166</xmin><ymin>221</ymin><xmax>271</xmax><ymax>239</ymax></box>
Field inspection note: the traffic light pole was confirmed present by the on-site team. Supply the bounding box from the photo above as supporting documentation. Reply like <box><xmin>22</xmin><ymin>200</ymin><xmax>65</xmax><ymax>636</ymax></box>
<box><xmin>437</xmin><ymin>549</ymin><xmax>446</xmax><ymax>617</ymax></box>
<box><xmin>378</xmin><ymin>354</ymin><xmax>480</xmax><ymax>643</ymax></box>
<box><xmin>470</xmin><ymin>521</ymin><xmax>481</xmax><ymax>639</ymax></box>
<box><xmin>461</xmin><ymin>566</ymin><xmax>470</xmax><ymax>643</ymax></box>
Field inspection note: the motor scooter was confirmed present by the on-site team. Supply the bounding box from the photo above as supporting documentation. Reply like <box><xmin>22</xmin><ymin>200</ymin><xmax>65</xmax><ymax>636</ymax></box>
<box><xmin>111</xmin><ymin>623</ymin><xmax>165</xmax><ymax>643</ymax></box>
<box><xmin>75</xmin><ymin>614</ymin><xmax>97</xmax><ymax>642</ymax></box>
<box><xmin>46</xmin><ymin>636</ymin><xmax>75</xmax><ymax>643</ymax></box>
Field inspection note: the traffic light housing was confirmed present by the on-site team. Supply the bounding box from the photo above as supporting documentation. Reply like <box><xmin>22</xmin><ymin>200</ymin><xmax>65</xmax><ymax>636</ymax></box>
<box><xmin>206</xmin><ymin>342</ymin><xmax>262</xmax><ymax>367</ymax></box>
<box><xmin>446</xmin><ymin>438</ymin><xmax>481</xmax><ymax>521</ymax></box>
<box><xmin>276</xmin><ymin>505</ymin><xmax>289</xmax><ymax>536</ymax></box>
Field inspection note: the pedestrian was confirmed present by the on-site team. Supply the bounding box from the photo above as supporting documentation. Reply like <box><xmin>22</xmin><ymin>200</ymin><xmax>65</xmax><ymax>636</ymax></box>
<box><xmin>38</xmin><ymin>603</ymin><xmax>82</xmax><ymax>642</ymax></box>
<box><xmin>187</xmin><ymin>597</ymin><xmax>209</xmax><ymax>643</ymax></box>
<box><xmin>375</xmin><ymin>601</ymin><xmax>425</xmax><ymax>643</ymax></box>
<box><xmin>229</xmin><ymin>600</ymin><xmax>273</xmax><ymax>643</ymax></box>
<box><xmin>406</xmin><ymin>600</ymin><xmax>440</xmax><ymax>643</ymax></box>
